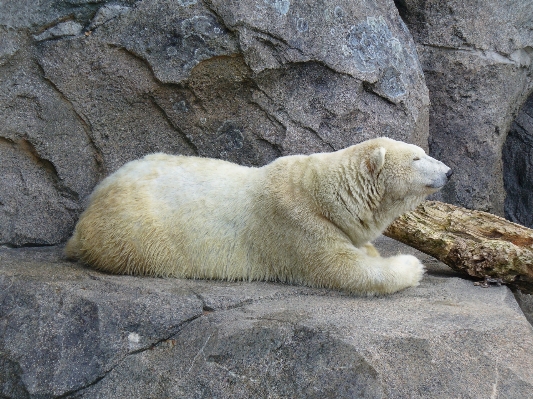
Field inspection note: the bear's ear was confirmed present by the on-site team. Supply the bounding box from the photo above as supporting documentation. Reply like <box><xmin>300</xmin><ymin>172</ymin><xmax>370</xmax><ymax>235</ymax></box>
<box><xmin>366</xmin><ymin>147</ymin><xmax>386</xmax><ymax>175</ymax></box>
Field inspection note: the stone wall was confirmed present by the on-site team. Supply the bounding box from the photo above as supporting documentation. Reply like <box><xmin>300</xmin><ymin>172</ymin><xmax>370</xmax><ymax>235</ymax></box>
<box><xmin>396</xmin><ymin>0</ymin><xmax>533</xmax><ymax>216</ymax></box>
<box><xmin>2</xmin><ymin>1</ymin><xmax>533</xmax><ymax>246</ymax></box>
<box><xmin>0</xmin><ymin>0</ymin><xmax>428</xmax><ymax>247</ymax></box>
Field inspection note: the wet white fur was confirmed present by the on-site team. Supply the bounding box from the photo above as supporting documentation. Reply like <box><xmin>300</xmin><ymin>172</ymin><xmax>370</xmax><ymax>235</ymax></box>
<box><xmin>65</xmin><ymin>137</ymin><xmax>451</xmax><ymax>295</ymax></box>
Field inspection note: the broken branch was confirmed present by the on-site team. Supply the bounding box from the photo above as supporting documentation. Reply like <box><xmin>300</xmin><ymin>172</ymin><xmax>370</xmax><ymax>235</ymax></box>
<box><xmin>384</xmin><ymin>201</ymin><xmax>533</xmax><ymax>283</ymax></box>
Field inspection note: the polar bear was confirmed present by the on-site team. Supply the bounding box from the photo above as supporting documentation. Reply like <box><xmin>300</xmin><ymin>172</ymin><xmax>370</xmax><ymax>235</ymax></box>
<box><xmin>65</xmin><ymin>137</ymin><xmax>451</xmax><ymax>295</ymax></box>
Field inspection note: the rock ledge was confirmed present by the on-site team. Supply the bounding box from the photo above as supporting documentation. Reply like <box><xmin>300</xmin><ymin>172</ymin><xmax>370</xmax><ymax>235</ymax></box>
<box><xmin>1</xmin><ymin>237</ymin><xmax>533</xmax><ymax>398</ymax></box>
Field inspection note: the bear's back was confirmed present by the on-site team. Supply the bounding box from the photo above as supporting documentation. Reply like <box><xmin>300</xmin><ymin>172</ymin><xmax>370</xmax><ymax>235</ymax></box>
<box><xmin>69</xmin><ymin>154</ymin><xmax>266</xmax><ymax>278</ymax></box>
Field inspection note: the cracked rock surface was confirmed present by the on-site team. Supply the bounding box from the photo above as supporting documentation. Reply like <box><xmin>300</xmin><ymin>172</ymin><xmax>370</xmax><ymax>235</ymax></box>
<box><xmin>396</xmin><ymin>0</ymin><xmax>533</xmax><ymax>216</ymax></box>
<box><xmin>2</xmin><ymin>237</ymin><xmax>533</xmax><ymax>398</ymax></box>
<box><xmin>503</xmin><ymin>93</ymin><xmax>533</xmax><ymax>228</ymax></box>
<box><xmin>0</xmin><ymin>0</ymin><xmax>428</xmax><ymax>247</ymax></box>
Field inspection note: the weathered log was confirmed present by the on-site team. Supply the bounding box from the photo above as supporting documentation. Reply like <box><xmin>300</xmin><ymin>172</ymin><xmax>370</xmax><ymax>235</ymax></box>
<box><xmin>384</xmin><ymin>201</ymin><xmax>533</xmax><ymax>283</ymax></box>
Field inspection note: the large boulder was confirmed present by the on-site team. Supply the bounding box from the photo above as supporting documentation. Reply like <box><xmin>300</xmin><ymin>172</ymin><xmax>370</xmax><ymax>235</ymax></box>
<box><xmin>1</xmin><ymin>238</ymin><xmax>533</xmax><ymax>398</ymax></box>
<box><xmin>396</xmin><ymin>0</ymin><xmax>533</xmax><ymax>216</ymax></box>
<box><xmin>503</xmin><ymin>93</ymin><xmax>533</xmax><ymax>228</ymax></box>
<box><xmin>0</xmin><ymin>0</ymin><xmax>428</xmax><ymax>246</ymax></box>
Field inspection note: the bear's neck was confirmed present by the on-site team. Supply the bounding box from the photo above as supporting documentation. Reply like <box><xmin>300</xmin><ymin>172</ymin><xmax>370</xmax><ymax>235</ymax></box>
<box><xmin>300</xmin><ymin>152</ymin><xmax>385</xmax><ymax>245</ymax></box>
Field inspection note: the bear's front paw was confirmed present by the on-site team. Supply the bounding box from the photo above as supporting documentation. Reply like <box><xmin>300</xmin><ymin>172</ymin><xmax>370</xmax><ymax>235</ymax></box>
<box><xmin>390</xmin><ymin>254</ymin><xmax>425</xmax><ymax>288</ymax></box>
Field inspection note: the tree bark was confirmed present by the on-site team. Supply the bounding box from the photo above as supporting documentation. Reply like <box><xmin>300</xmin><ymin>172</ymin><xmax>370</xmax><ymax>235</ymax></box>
<box><xmin>384</xmin><ymin>201</ymin><xmax>533</xmax><ymax>283</ymax></box>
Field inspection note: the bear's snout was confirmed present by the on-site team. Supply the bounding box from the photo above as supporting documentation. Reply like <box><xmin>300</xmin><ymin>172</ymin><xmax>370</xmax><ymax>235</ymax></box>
<box><xmin>416</xmin><ymin>155</ymin><xmax>452</xmax><ymax>190</ymax></box>
<box><xmin>446</xmin><ymin>169</ymin><xmax>453</xmax><ymax>179</ymax></box>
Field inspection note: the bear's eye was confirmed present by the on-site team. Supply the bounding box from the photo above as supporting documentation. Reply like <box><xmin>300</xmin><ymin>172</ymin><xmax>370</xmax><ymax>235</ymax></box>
<box><xmin>413</xmin><ymin>157</ymin><xmax>421</xmax><ymax>161</ymax></box>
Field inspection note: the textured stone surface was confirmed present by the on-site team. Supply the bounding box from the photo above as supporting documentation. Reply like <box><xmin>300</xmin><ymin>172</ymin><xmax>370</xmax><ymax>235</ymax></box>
<box><xmin>0</xmin><ymin>247</ymin><xmax>203</xmax><ymax>398</ymax></box>
<box><xmin>514</xmin><ymin>290</ymin><xmax>533</xmax><ymax>327</ymax></box>
<box><xmin>0</xmin><ymin>0</ymin><xmax>429</xmax><ymax>246</ymax></box>
<box><xmin>396</xmin><ymin>0</ymin><xmax>533</xmax><ymax>215</ymax></box>
<box><xmin>2</xmin><ymin>238</ymin><xmax>533</xmax><ymax>398</ymax></box>
<box><xmin>503</xmin><ymin>93</ymin><xmax>533</xmax><ymax>228</ymax></box>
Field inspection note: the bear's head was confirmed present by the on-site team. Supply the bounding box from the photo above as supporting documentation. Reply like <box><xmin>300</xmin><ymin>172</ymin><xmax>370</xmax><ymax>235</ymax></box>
<box><xmin>361</xmin><ymin>137</ymin><xmax>452</xmax><ymax>212</ymax></box>
<box><xmin>303</xmin><ymin>137</ymin><xmax>451</xmax><ymax>245</ymax></box>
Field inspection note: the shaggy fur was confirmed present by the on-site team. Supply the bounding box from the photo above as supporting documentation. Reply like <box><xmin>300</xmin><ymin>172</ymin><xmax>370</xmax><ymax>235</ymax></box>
<box><xmin>65</xmin><ymin>137</ymin><xmax>451</xmax><ymax>295</ymax></box>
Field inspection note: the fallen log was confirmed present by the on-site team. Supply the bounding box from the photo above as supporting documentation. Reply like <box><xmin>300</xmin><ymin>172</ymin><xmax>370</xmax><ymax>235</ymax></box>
<box><xmin>384</xmin><ymin>201</ymin><xmax>533</xmax><ymax>284</ymax></box>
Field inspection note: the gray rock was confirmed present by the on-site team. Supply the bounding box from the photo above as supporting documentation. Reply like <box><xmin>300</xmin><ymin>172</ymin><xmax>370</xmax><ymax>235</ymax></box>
<box><xmin>0</xmin><ymin>50</ymin><xmax>99</xmax><ymax>246</ymax></box>
<box><xmin>34</xmin><ymin>21</ymin><xmax>83</xmax><ymax>42</ymax></box>
<box><xmin>98</xmin><ymin>0</ymin><xmax>240</xmax><ymax>84</ymax></box>
<box><xmin>503</xmin><ymin>93</ymin><xmax>533</xmax><ymax>228</ymax></box>
<box><xmin>0</xmin><ymin>246</ymin><xmax>203</xmax><ymax>398</ymax></box>
<box><xmin>397</xmin><ymin>0</ymin><xmax>533</xmax><ymax>215</ymax></box>
<box><xmin>1</xmin><ymin>0</ymin><xmax>429</xmax><ymax>246</ymax></box>
<box><xmin>0</xmin><ymin>0</ymin><xmax>121</xmax><ymax>30</ymax></box>
<box><xmin>88</xmin><ymin>4</ymin><xmax>131</xmax><ymax>31</ymax></box>
<box><xmin>514</xmin><ymin>289</ymin><xmax>533</xmax><ymax>327</ymax></box>
<box><xmin>1</xmin><ymin>238</ymin><xmax>533</xmax><ymax>398</ymax></box>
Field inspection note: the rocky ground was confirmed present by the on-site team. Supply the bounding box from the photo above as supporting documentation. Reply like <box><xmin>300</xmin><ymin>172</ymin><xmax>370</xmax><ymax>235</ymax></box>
<box><xmin>2</xmin><ymin>237</ymin><xmax>532</xmax><ymax>398</ymax></box>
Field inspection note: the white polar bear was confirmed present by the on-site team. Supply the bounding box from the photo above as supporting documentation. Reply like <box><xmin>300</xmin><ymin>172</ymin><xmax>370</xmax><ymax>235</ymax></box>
<box><xmin>65</xmin><ymin>137</ymin><xmax>451</xmax><ymax>295</ymax></box>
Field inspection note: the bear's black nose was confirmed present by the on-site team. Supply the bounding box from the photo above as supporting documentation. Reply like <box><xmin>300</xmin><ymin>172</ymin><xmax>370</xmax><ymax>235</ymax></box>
<box><xmin>446</xmin><ymin>169</ymin><xmax>453</xmax><ymax>179</ymax></box>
